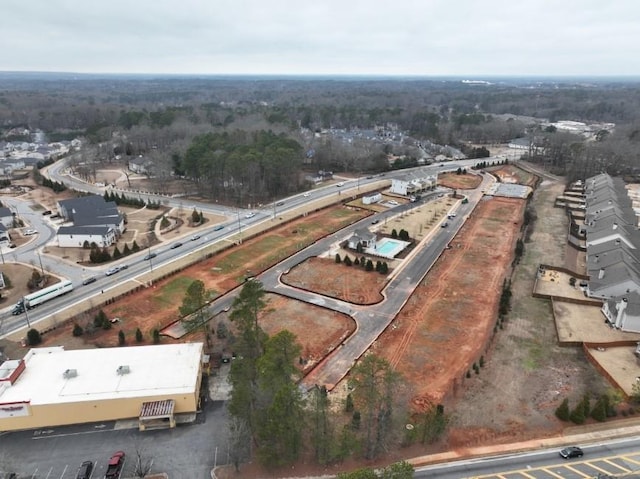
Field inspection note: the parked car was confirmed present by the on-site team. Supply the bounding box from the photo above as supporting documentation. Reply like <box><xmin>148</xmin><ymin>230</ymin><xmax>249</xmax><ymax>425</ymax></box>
<box><xmin>105</xmin><ymin>451</ymin><xmax>125</xmax><ymax>479</ymax></box>
<box><xmin>82</xmin><ymin>276</ymin><xmax>97</xmax><ymax>286</ymax></box>
<box><xmin>23</xmin><ymin>229</ymin><xmax>37</xmax><ymax>236</ymax></box>
<box><xmin>143</xmin><ymin>252</ymin><xmax>157</xmax><ymax>260</ymax></box>
<box><xmin>75</xmin><ymin>460</ymin><xmax>94</xmax><ymax>479</ymax></box>
<box><xmin>42</xmin><ymin>210</ymin><xmax>52</xmax><ymax>216</ymax></box>
<box><xmin>170</xmin><ymin>242</ymin><xmax>183</xmax><ymax>249</ymax></box>
<box><xmin>105</xmin><ymin>266</ymin><xmax>121</xmax><ymax>276</ymax></box>
<box><xmin>559</xmin><ymin>446</ymin><xmax>583</xmax><ymax>459</ymax></box>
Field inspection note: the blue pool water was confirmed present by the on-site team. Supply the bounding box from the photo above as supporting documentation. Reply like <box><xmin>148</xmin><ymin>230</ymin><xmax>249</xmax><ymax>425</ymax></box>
<box><xmin>375</xmin><ymin>238</ymin><xmax>408</xmax><ymax>257</ymax></box>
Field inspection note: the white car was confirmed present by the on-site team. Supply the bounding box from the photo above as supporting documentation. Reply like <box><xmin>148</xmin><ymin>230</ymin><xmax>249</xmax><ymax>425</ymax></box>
<box><xmin>336</xmin><ymin>182</ymin><xmax>345</xmax><ymax>187</ymax></box>
<box><xmin>244</xmin><ymin>212</ymin><xmax>255</xmax><ymax>219</ymax></box>
<box><xmin>105</xmin><ymin>266</ymin><xmax>121</xmax><ymax>276</ymax></box>
<box><xmin>388</xmin><ymin>200</ymin><xmax>399</xmax><ymax>206</ymax></box>
<box><xmin>23</xmin><ymin>229</ymin><xmax>37</xmax><ymax>236</ymax></box>
<box><xmin>303</xmin><ymin>192</ymin><xmax>311</xmax><ymax>197</ymax></box>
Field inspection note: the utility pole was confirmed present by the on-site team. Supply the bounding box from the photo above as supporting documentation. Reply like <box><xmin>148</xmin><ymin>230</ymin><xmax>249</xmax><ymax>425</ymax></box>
<box><xmin>37</xmin><ymin>251</ymin><xmax>44</xmax><ymax>276</ymax></box>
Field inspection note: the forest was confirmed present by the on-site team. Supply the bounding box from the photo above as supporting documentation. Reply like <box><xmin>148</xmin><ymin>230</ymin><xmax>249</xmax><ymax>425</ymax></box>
<box><xmin>2</xmin><ymin>73</ymin><xmax>640</xmax><ymax>201</ymax></box>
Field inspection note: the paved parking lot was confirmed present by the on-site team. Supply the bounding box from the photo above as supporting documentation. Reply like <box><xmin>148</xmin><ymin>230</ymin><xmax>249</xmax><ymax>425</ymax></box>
<box><xmin>0</xmin><ymin>400</ymin><xmax>229</xmax><ymax>479</ymax></box>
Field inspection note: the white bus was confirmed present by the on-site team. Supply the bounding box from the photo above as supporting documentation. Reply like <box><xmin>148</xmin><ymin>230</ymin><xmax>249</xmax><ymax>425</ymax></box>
<box><xmin>21</xmin><ymin>280</ymin><xmax>74</xmax><ymax>309</ymax></box>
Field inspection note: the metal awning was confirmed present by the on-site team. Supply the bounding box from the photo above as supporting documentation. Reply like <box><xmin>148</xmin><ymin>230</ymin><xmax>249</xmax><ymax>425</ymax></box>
<box><xmin>139</xmin><ymin>399</ymin><xmax>175</xmax><ymax>419</ymax></box>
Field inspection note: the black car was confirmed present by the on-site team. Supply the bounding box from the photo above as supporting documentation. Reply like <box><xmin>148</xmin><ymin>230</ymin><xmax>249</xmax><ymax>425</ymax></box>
<box><xmin>170</xmin><ymin>242</ymin><xmax>183</xmax><ymax>249</ymax></box>
<box><xmin>82</xmin><ymin>276</ymin><xmax>97</xmax><ymax>286</ymax></box>
<box><xmin>143</xmin><ymin>252</ymin><xmax>157</xmax><ymax>260</ymax></box>
<box><xmin>559</xmin><ymin>446</ymin><xmax>583</xmax><ymax>459</ymax></box>
<box><xmin>76</xmin><ymin>460</ymin><xmax>94</xmax><ymax>479</ymax></box>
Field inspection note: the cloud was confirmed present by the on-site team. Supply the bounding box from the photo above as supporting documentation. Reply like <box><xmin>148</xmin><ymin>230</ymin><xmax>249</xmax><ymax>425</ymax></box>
<box><xmin>2</xmin><ymin>0</ymin><xmax>640</xmax><ymax>75</ymax></box>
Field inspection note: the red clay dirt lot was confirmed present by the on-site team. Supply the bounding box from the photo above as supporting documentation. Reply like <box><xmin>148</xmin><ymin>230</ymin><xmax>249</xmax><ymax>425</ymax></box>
<box><xmin>35</xmin><ymin>206</ymin><xmax>367</xmax><ymax>352</ymax></box>
<box><xmin>282</xmin><ymin>257</ymin><xmax>387</xmax><ymax>305</ymax></box>
<box><xmin>371</xmin><ymin>196</ymin><xmax>525</xmax><ymax>410</ymax></box>
<box><xmin>437</xmin><ymin>172</ymin><xmax>483</xmax><ymax>190</ymax></box>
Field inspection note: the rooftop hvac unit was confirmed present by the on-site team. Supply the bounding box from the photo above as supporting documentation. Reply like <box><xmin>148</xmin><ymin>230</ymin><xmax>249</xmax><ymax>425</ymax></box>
<box><xmin>63</xmin><ymin>369</ymin><xmax>78</xmax><ymax>379</ymax></box>
<box><xmin>117</xmin><ymin>365</ymin><xmax>130</xmax><ymax>375</ymax></box>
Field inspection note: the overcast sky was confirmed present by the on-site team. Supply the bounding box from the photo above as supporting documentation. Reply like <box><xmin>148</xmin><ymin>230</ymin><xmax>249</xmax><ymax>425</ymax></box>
<box><xmin>3</xmin><ymin>0</ymin><xmax>639</xmax><ymax>76</ymax></box>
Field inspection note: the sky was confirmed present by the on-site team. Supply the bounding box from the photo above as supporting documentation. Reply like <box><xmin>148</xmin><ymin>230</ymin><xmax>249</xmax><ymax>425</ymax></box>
<box><xmin>3</xmin><ymin>0</ymin><xmax>640</xmax><ymax>77</ymax></box>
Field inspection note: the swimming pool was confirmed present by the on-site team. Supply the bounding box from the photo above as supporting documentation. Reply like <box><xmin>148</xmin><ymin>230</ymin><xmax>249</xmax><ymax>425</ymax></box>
<box><xmin>370</xmin><ymin>237</ymin><xmax>410</xmax><ymax>259</ymax></box>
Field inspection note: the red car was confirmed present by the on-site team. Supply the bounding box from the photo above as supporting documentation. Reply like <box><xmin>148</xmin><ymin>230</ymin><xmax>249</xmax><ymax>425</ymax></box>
<box><xmin>105</xmin><ymin>451</ymin><xmax>125</xmax><ymax>479</ymax></box>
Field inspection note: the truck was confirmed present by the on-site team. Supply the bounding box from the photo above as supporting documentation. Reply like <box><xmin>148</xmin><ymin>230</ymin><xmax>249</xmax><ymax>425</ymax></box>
<box><xmin>16</xmin><ymin>280</ymin><xmax>74</xmax><ymax>311</ymax></box>
<box><xmin>104</xmin><ymin>451</ymin><xmax>125</xmax><ymax>479</ymax></box>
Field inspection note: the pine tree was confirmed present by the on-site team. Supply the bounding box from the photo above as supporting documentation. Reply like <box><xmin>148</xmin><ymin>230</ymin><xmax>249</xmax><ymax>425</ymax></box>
<box><xmin>555</xmin><ymin>398</ymin><xmax>570</xmax><ymax>421</ymax></box>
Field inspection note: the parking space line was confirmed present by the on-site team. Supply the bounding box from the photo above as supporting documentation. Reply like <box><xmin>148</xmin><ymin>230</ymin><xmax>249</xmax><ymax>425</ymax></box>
<box><xmin>587</xmin><ymin>462</ymin><xmax>621</xmax><ymax>476</ymax></box>
<box><xmin>59</xmin><ymin>464</ymin><xmax>68</xmax><ymax>478</ymax></box>
<box><xmin>32</xmin><ymin>428</ymin><xmax>114</xmax><ymax>439</ymax></box>
<box><xmin>626</xmin><ymin>455</ymin><xmax>640</xmax><ymax>465</ymax></box>
<box><xmin>541</xmin><ymin>467</ymin><xmax>564</xmax><ymax>478</ymax></box>
<box><xmin>44</xmin><ymin>466</ymin><xmax>53</xmax><ymax>478</ymax></box>
<box><xmin>519</xmin><ymin>471</ymin><xmax>537</xmax><ymax>478</ymax></box>
<box><xmin>563</xmin><ymin>464</ymin><xmax>590</xmax><ymax>477</ymax></box>
<box><xmin>603</xmin><ymin>458</ymin><xmax>630</xmax><ymax>473</ymax></box>
<box><xmin>30</xmin><ymin>468</ymin><xmax>38</xmax><ymax>479</ymax></box>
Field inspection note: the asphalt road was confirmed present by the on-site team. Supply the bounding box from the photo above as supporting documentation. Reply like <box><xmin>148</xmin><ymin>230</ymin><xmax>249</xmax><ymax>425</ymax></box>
<box><xmin>414</xmin><ymin>436</ymin><xmax>640</xmax><ymax>478</ymax></box>
<box><xmin>2</xmin><ymin>160</ymin><xmax>484</xmax><ymax>337</ymax></box>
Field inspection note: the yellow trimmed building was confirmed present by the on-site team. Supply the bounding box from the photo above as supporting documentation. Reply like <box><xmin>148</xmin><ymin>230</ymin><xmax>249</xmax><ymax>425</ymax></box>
<box><xmin>0</xmin><ymin>342</ymin><xmax>203</xmax><ymax>432</ymax></box>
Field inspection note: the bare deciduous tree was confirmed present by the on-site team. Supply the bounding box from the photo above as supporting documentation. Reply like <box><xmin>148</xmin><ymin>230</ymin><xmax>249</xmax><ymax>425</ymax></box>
<box><xmin>133</xmin><ymin>445</ymin><xmax>154</xmax><ymax>478</ymax></box>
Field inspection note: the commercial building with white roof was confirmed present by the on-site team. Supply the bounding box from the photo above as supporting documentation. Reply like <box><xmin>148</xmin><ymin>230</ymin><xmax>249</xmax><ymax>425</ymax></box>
<box><xmin>0</xmin><ymin>342</ymin><xmax>204</xmax><ymax>432</ymax></box>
